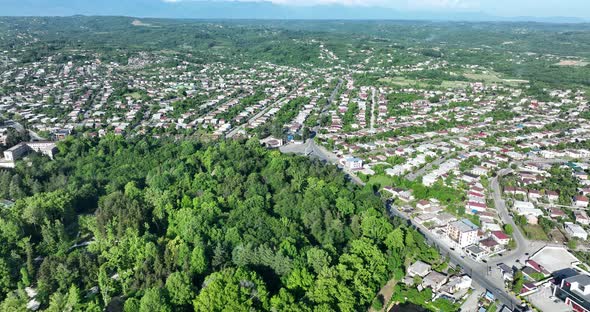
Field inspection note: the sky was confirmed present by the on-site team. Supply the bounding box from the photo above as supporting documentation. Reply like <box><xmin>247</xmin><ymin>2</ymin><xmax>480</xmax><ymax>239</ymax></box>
<box><xmin>162</xmin><ymin>0</ymin><xmax>590</xmax><ymax>18</ymax></box>
<box><xmin>3</xmin><ymin>0</ymin><xmax>590</xmax><ymax>21</ymax></box>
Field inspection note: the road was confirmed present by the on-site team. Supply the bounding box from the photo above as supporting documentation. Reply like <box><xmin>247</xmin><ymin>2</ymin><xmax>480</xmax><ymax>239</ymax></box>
<box><xmin>489</xmin><ymin>169</ymin><xmax>531</xmax><ymax>264</ymax></box>
<box><xmin>226</xmin><ymin>82</ymin><xmax>303</xmax><ymax>138</ymax></box>
<box><xmin>5</xmin><ymin>120</ymin><xmax>47</xmax><ymax>141</ymax></box>
<box><xmin>313</xmin><ymin>77</ymin><xmax>343</xmax><ymax>133</ymax></box>
<box><xmin>280</xmin><ymin>139</ymin><xmax>365</xmax><ymax>186</ymax></box>
<box><xmin>370</xmin><ymin>87</ymin><xmax>376</xmax><ymax>133</ymax></box>
<box><xmin>405</xmin><ymin>156</ymin><xmax>446</xmax><ymax>181</ymax></box>
<box><xmin>387</xmin><ymin>203</ymin><xmax>525</xmax><ymax>311</ymax></box>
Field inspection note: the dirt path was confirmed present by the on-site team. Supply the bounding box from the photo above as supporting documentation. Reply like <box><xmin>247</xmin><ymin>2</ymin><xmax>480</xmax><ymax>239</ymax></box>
<box><xmin>369</xmin><ymin>278</ymin><xmax>397</xmax><ymax>312</ymax></box>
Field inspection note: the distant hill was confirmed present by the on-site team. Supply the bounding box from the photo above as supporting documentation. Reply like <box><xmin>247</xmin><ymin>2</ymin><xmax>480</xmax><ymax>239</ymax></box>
<box><xmin>3</xmin><ymin>0</ymin><xmax>589</xmax><ymax>23</ymax></box>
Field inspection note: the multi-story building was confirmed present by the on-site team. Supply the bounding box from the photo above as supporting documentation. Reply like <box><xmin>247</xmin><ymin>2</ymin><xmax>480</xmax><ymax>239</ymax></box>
<box><xmin>3</xmin><ymin>141</ymin><xmax>57</xmax><ymax>161</ymax></box>
<box><xmin>447</xmin><ymin>219</ymin><xmax>479</xmax><ymax>248</ymax></box>
<box><xmin>554</xmin><ymin>274</ymin><xmax>590</xmax><ymax>312</ymax></box>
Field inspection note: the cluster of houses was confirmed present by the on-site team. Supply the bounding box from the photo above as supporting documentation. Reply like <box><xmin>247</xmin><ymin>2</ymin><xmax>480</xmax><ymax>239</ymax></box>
<box><xmin>405</xmin><ymin>260</ymin><xmax>473</xmax><ymax>303</ymax></box>
<box><xmin>0</xmin><ymin>48</ymin><xmax>348</xmax><ymax>140</ymax></box>
<box><xmin>502</xmin><ymin>161</ymin><xmax>590</xmax><ymax>243</ymax></box>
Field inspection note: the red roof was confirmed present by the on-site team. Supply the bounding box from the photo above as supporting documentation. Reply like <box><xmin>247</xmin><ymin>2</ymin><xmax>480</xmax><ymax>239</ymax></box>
<box><xmin>492</xmin><ymin>231</ymin><xmax>509</xmax><ymax>240</ymax></box>
<box><xmin>469</xmin><ymin>191</ymin><xmax>485</xmax><ymax>198</ymax></box>
<box><xmin>468</xmin><ymin>201</ymin><xmax>487</xmax><ymax>208</ymax></box>
<box><xmin>526</xmin><ymin>260</ymin><xmax>546</xmax><ymax>273</ymax></box>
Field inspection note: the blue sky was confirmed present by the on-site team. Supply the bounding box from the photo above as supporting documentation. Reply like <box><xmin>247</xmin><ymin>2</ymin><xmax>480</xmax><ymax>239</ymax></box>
<box><xmin>3</xmin><ymin>0</ymin><xmax>589</xmax><ymax>20</ymax></box>
<box><xmin>161</xmin><ymin>0</ymin><xmax>589</xmax><ymax>18</ymax></box>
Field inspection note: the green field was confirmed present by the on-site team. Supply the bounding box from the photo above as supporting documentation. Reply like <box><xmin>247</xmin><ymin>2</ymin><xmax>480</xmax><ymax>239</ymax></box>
<box><xmin>125</xmin><ymin>92</ymin><xmax>143</xmax><ymax>100</ymax></box>
<box><xmin>464</xmin><ymin>72</ymin><xmax>528</xmax><ymax>86</ymax></box>
<box><xmin>379</xmin><ymin>77</ymin><xmax>469</xmax><ymax>89</ymax></box>
<box><xmin>521</xmin><ymin>224</ymin><xmax>549</xmax><ymax>241</ymax></box>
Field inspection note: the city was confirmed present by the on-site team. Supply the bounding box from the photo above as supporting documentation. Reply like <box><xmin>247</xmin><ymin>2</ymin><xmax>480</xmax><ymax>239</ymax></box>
<box><xmin>1</xmin><ymin>10</ymin><xmax>590</xmax><ymax>312</ymax></box>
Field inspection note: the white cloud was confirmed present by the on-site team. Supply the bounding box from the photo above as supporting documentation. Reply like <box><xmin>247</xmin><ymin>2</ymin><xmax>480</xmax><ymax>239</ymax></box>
<box><xmin>163</xmin><ymin>0</ymin><xmax>480</xmax><ymax>10</ymax></box>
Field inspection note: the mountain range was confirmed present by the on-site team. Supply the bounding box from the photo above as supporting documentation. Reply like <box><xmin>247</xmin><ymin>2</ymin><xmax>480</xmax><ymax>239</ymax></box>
<box><xmin>3</xmin><ymin>0</ymin><xmax>589</xmax><ymax>23</ymax></box>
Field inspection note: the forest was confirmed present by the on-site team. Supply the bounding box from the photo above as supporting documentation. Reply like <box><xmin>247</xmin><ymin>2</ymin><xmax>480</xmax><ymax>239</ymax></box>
<box><xmin>0</xmin><ymin>136</ymin><xmax>448</xmax><ymax>311</ymax></box>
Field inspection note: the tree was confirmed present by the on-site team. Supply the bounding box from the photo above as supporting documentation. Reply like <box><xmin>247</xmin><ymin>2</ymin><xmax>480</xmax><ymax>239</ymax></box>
<box><xmin>193</xmin><ymin>268</ymin><xmax>269</xmax><ymax>312</ymax></box>
<box><xmin>503</xmin><ymin>224</ymin><xmax>514</xmax><ymax>235</ymax></box>
<box><xmin>568</xmin><ymin>239</ymin><xmax>578</xmax><ymax>250</ymax></box>
<box><xmin>165</xmin><ymin>272</ymin><xmax>194</xmax><ymax>306</ymax></box>
<box><xmin>139</xmin><ymin>288</ymin><xmax>171</xmax><ymax>312</ymax></box>
<box><xmin>512</xmin><ymin>270</ymin><xmax>525</xmax><ymax>293</ymax></box>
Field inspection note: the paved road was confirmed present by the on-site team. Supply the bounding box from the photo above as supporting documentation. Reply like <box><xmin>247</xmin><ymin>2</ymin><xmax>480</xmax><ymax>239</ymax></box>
<box><xmin>280</xmin><ymin>139</ymin><xmax>365</xmax><ymax>186</ymax></box>
<box><xmin>405</xmin><ymin>156</ymin><xmax>446</xmax><ymax>181</ymax></box>
<box><xmin>487</xmin><ymin>167</ymin><xmax>559</xmax><ymax>267</ymax></box>
<box><xmin>5</xmin><ymin>120</ymin><xmax>47</xmax><ymax>141</ymax></box>
<box><xmin>488</xmin><ymin>169</ymin><xmax>532</xmax><ymax>264</ymax></box>
<box><xmin>313</xmin><ymin>78</ymin><xmax>343</xmax><ymax>133</ymax></box>
<box><xmin>369</xmin><ymin>87</ymin><xmax>376</xmax><ymax>133</ymax></box>
<box><xmin>387</xmin><ymin>203</ymin><xmax>525</xmax><ymax>311</ymax></box>
<box><xmin>227</xmin><ymin>83</ymin><xmax>303</xmax><ymax>138</ymax></box>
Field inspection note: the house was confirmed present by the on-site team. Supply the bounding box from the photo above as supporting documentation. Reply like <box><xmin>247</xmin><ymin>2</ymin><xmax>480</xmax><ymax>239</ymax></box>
<box><xmin>513</xmin><ymin>200</ymin><xmax>543</xmax><ymax>224</ymax></box>
<box><xmin>467</xmin><ymin>201</ymin><xmax>487</xmax><ymax>214</ymax></box>
<box><xmin>438</xmin><ymin>275</ymin><xmax>472</xmax><ymax>300</ymax></box>
<box><xmin>465</xmin><ymin>245</ymin><xmax>487</xmax><ymax>261</ymax></box>
<box><xmin>479</xmin><ymin>237</ymin><xmax>501</xmax><ymax>253</ymax></box>
<box><xmin>576</xmin><ymin>211</ymin><xmax>590</xmax><ymax>226</ymax></box>
<box><xmin>416</xmin><ymin>200</ymin><xmax>431</xmax><ymax>211</ymax></box>
<box><xmin>547</xmin><ymin>191</ymin><xmax>559</xmax><ymax>202</ymax></box>
<box><xmin>528</xmin><ymin>189</ymin><xmax>542</xmax><ymax>201</ymax></box>
<box><xmin>447</xmin><ymin>219</ymin><xmax>479</xmax><ymax>248</ymax></box>
<box><xmin>422</xmin><ymin>271</ymin><xmax>448</xmax><ymax>292</ymax></box>
<box><xmin>259</xmin><ymin>136</ymin><xmax>284</xmax><ymax>149</ymax></box>
<box><xmin>482</xmin><ymin>221</ymin><xmax>502</xmax><ymax>232</ymax></box>
<box><xmin>554</xmin><ymin>273</ymin><xmax>590</xmax><ymax>312</ymax></box>
<box><xmin>575</xmin><ymin>195</ymin><xmax>590</xmax><ymax>208</ymax></box>
<box><xmin>525</xmin><ymin>259</ymin><xmax>550</xmax><ymax>276</ymax></box>
<box><xmin>342</xmin><ymin>157</ymin><xmax>363</xmax><ymax>170</ymax></box>
<box><xmin>550</xmin><ymin>208</ymin><xmax>566</xmax><ymax>220</ymax></box>
<box><xmin>497</xmin><ymin>263</ymin><xmax>514</xmax><ymax>281</ymax></box>
<box><xmin>407</xmin><ymin>260</ymin><xmax>432</xmax><ymax>278</ymax></box>
<box><xmin>565</xmin><ymin>222</ymin><xmax>588</xmax><ymax>240</ymax></box>
<box><xmin>491</xmin><ymin>231</ymin><xmax>510</xmax><ymax>245</ymax></box>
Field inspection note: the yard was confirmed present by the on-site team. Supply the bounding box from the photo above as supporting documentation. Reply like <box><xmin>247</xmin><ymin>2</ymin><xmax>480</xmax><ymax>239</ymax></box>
<box><xmin>521</xmin><ymin>224</ymin><xmax>550</xmax><ymax>241</ymax></box>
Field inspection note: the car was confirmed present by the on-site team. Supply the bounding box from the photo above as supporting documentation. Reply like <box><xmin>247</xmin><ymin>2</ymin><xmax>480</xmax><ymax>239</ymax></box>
<box><xmin>482</xmin><ymin>259</ymin><xmax>488</xmax><ymax>263</ymax></box>
<box><xmin>525</xmin><ymin>252</ymin><xmax>529</xmax><ymax>256</ymax></box>
<box><xmin>450</xmin><ymin>247</ymin><xmax>455</xmax><ymax>251</ymax></box>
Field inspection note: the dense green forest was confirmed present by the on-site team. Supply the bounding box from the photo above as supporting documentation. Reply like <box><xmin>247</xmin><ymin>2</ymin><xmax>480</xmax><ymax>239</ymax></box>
<box><xmin>0</xmin><ymin>136</ymin><xmax>445</xmax><ymax>311</ymax></box>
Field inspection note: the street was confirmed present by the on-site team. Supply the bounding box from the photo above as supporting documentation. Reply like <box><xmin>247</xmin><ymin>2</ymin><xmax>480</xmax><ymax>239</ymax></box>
<box><xmin>280</xmin><ymin>139</ymin><xmax>365</xmax><ymax>186</ymax></box>
<box><xmin>387</xmin><ymin>202</ymin><xmax>525</xmax><ymax>311</ymax></box>
<box><xmin>405</xmin><ymin>156</ymin><xmax>447</xmax><ymax>181</ymax></box>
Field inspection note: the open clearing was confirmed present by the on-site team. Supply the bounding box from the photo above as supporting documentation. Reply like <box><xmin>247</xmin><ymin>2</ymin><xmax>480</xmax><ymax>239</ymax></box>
<box><xmin>465</xmin><ymin>72</ymin><xmax>528</xmax><ymax>85</ymax></box>
<box><xmin>555</xmin><ymin>60</ymin><xmax>589</xmax><ymax>66</ymax></box>
<box><xmin>379</xmin><ymin>77</ymin><xmax>469</xmax><ymax>89</ymax></box>
<box><xmin>132</xmin><ymin>20</ymin><xmax>159</xmax><ymax>28</ymax></box>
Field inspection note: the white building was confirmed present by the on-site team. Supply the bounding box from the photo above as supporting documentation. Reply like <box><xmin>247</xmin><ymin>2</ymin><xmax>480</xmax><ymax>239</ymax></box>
<box><xmin>565</xmin><ymin>222</ymin><xmax>588</xmax><ymax>240</ymax></box>
<box><xmin>342</xmin><ymin>157</ymin><xmax>363</xmax><ymax>170</ymax></box>
<box><xmin>447</xmin><ymin>219</ymin><xmax>479</xmax><ymax>248</ymax></box>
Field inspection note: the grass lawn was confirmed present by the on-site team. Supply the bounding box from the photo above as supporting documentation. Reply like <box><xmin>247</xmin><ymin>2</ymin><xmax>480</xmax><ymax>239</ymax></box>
<box><xmin>464</xmin><ymin>72</ymin><xmax>528</xmax><ymax>86</ymax></box>
<box><xmin>379</xmin><ymin>77</ymin><xmax>470</xmax><ymax>89</ymax></box>
<box><xmin>125</xmin><ymin>92</ymin><xmax>143</xmax><ymax>100</ymax></box>
<box><xmin>366</xmin><ymin>174</ymin><xmax>396</xmax><ymax>188</ymax></box>
<box><xmin>521</xmin><ymin>224</ymin><xmax>549</xmax><ymax>241</ymax></box>
<box><xmin>379</xmin><ymin>77</ymin><xmax>418</xmax><ymax>86</ymax></box>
